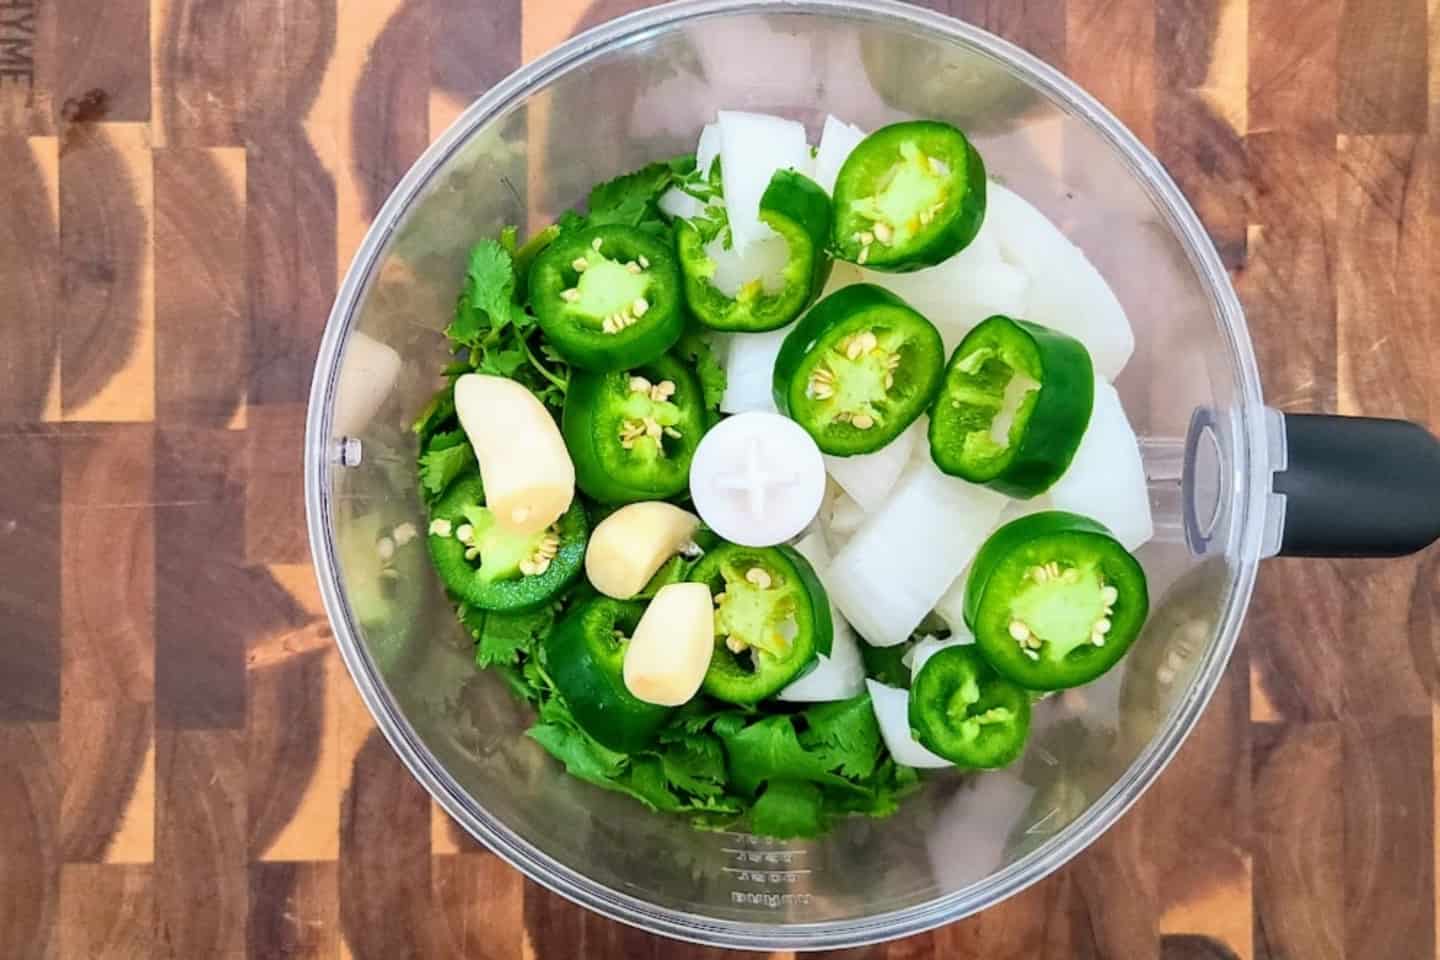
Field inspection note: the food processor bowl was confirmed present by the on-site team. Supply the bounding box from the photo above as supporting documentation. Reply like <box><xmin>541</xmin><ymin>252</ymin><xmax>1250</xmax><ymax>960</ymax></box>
<box><xmin>304</xmin><ymin>0</ymin><xmax>1440</xmax><ymax>949</ymax></box>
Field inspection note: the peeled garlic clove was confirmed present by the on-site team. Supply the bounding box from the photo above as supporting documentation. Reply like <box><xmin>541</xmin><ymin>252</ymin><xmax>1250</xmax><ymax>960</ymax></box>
<box><xmin>623</xmin><ymin>583</ymin><xmax>715</xmax><ymax>706</ymax></box>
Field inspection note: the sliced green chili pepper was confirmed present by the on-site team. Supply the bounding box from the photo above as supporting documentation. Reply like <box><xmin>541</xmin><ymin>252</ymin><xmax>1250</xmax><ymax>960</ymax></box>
<box><xmin>773</xmin><ymin>283</ymin><xmax>945</xmax><ymax>456</ymax></box>
<box><xmin>543</xmin><ymin>595</ymin><xmax>670</xmax><ymax>752</ymax></box>
<box><xmin>688</xmin><ymin>543</ymin><xmax>833</xmax><ymax>705</ymax></box>
<box><xmin>964</xmin><ymin>511</ymin><xmax>1149</xmax><ymax>690</ymax></box>
<box><xmin>561</xmin><ymin>352</ymin><xmax>708</xmax><ymax>504</ymax></box>
<box><xmin>831</xmin><ymin>120</ymin><xmax>987</xmax><ymax>272</ymax></box>
<box><xmin>426</xmin><ymin>474</ymin><xmax>587</xmax><ymax>611</ymax></box>
<box><xmin>530</xmin><ymin>224</ymin><xmax>685</xmax><ymax>371</ymax></box>
<box><xmin>909</xmin><ymin>645</ymin><xmax>1030</xmax><ymax>768</ymax></box>
<box><xmin>929</xmin><ymin>315</ymin><xmax>1094</xmax><ymax>497</ymax></box>
<box><xmin>678</xmin><ymin>170</ymin><xmax>833</xmax><ymax>332</ymax></box>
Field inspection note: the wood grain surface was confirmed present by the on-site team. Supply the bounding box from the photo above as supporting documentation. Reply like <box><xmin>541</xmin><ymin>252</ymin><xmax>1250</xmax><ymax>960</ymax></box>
<box><xmin>2</xmin><ymin>0</ymin><xmax>1438</xmax><ymax>957</ymax></box>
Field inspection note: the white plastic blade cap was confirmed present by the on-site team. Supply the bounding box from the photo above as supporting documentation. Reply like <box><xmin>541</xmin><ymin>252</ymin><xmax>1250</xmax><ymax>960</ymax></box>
<box><xmin>689</xmin><ymin>412</ymin><xmax>826</xmax><ymax>547</ymax></box>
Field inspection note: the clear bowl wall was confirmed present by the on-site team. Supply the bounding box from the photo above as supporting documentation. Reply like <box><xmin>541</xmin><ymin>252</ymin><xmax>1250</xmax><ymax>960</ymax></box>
<box><xmin>305</xmin><ymin>0</ymin><xmax>1264</xmax><ymax>949</ymax></box>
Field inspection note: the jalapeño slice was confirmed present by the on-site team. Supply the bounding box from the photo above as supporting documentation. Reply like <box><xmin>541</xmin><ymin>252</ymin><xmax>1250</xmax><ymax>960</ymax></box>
<box><xmin>530</xmin><ymin>224</ymin><xmax>685</xmax><ymax>371</ymax></box>
<box><xmin>678</xmin><ymin>169</ymin><xmax>834</xmax><ymax>332</ymax></box>
<box><xmin>688</xmin><ymin>543</ymin><xmax>833</xmax><ymax>705</ymax></box>
<box><xmin>426</xmin><ymin>473</ymin><xmax>588</xmax><ymax>612</ymax></box>
<box><xmin>909</xmin><ymin>645</ymin><xmax>1031</xmax><ymax>768</ymax></box>
<box><xmin>832</xmin><ymin>120</ymin><xmax>987</xmax><ymax>272</ymax></box>
<box><xmin>964</xmin><ymin>511</ymin><xmax>1149</xmax><ymax>690</ymax></box>
<box><xmin>543</xmin><ymin>595</ymin><xmax>671</xmax><ymax>752</ymax></box>
<box><xmin>929</xmin><ymin>315</ymin><xmax>1094</xmax><ymax>497</ymax></box>
<box><xmin>773</xmin><ymin>283</ymin><xmax>945</xmax><ymax>456</ymax></box>
<box><xmin>562</xmin><ymin>352</ymin><xmax>708</xmax><ymax>504</ymax></box>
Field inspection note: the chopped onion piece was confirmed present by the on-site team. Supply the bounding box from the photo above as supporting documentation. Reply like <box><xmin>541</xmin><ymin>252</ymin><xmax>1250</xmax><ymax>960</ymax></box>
<box><xmin>717</xmin><ymin>111</ymin><xmax>811</xmax><ymax>253</ymax></box>
<box><xmin>1047</xmin><ymin>378</ymin><xmax>1153</xmax><ymax>551</ymax></box>
<box><xmin>813</xmin><ymin>114</ymin><xmax>866</xmax><ymax>194</ymax></box>
<box><xmin>866</xmin><ymin>679</ymin><xmax>951</xmax><ymax>769</ymax></box>
<box><xmin>823</xmin><ymin>420</ymin><xmax>920</xmax><ymax>513</ymax></box>
<box><xmin>829</xmin><ymin>461</ymin><xmax>1007</xmax><ymax>647</ymax></box>
<box><xmin>985</xmin><ymin>182</ymin><xmax>1135</xmax><ymax>379</ymax></box>
<box><xmin>705</xmin><ymin>232</ymin><xmax>790</xmax><ymax>298</ymax></box>
<box><xmin>860</xmin><ymin>218</ymin><xmax>1027</xmax><ymax>352</ymax></box>
<box><xmin>825</xmin><ymin>491</ymin><xmax>866</xmax><ymax>536</ymax></box>
<box><xmin>931</xmin><ymin>496</ymin><xmax>1058</xmax><ymax>631</ymax></box>
<box><xmin>719</xmin><ymin>326</ymin><xmax>790</xmax><ymax>414</ymax></box>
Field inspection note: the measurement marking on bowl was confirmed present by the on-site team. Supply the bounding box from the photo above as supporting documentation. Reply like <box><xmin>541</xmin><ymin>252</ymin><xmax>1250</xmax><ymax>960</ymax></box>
<box><xmin>724</xmin><ymin>848</ymin><xmax>806</xmax><ymax>866</ymax></box>
<box><xmin>729</xmin><ymin>891</ymin><xmax>813</xmax><ymax>909</ymax></box>
<box><xmin>723</xmin><ymin>867</ymin><xmax>812</xmax><ymax>884</ymax></box>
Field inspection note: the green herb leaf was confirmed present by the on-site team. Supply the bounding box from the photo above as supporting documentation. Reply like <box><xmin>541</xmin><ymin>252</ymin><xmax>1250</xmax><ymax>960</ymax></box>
<box><xmin>623</xmin><ymin>756</ymin><xmax>684</xmax><ymax>812</ymax></box>
<box><xmin>442</xmin><ymin>236</ymin><xmax>571</xmax><ymax>412</ymax></box>
<box><xmin>674</xmin><ymin>332</ymin><xmax>727</xmax><ymax>415</ymax></box>
<box><xmin>657</xmin><ymin>733</ymin><xmax>728</xmax><ymax>797</ymax></box>
<box><xmin>447</xmin><ymin>240</ymin><xmax>523</xmax><ymax>348</ymax></box>
<box><xmin>418</xmin><ymin>436</ymin><xmax>476</xmax><ymax>503</ymax></box>
<box><xmin>721</xmin><ymin>715</ymin><xmax>864</xmax><ymax>796</ymax></box>
<box><xmin>800</xmin><ymin>694</ymin><xmax>882</xmax><ymax>781</ymax></box>
<box><xmin>478</xmin><ymin>346</ymin><xmax>529</xmax><ymax>378</ymax></box>
<box><xmin>586</xmin><ymin>160</ymin><xmax>682</xmax><ymax>228</ymax></box>
<box><xmin>528</xmin><ymin>721</ymin><xmax>629</xmax><ymax>784</ymax></box>
<box><xmin>472</xmin><ymin>605</ymin><xmax>555</xmax><ymax>668</ymax></box>
<box><xmin>750</xmin><ymin>780</ymin><xmax>825</xmax><ymax>838</ymax></box>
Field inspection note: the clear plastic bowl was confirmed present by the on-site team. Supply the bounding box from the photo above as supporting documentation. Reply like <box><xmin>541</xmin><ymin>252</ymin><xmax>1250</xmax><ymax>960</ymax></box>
<box><xmin>305</xmin><ymin>0</ymin><xmax>1268</xmax><ymax>949</ymax></box>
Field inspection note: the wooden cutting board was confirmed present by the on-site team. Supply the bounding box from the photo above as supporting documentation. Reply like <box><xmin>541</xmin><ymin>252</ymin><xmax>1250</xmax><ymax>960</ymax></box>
<box><xmin>1</xmin><ymin>0</ymin><xmax>1435</xmax><ymax>957</ymax></box>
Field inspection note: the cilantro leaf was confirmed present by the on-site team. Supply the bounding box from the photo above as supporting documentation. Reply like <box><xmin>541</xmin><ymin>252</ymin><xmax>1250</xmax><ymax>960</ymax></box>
<box><xmin>821</xmin><ymin>759</ymin><xmax>923</xmax><ymax>820</ymax></box>
<box><xmin>689</xmin><ymin>202</ymin><xmax>730</xmax><ymax>246</ymax></box>
<box><xmin>528</xmin><ymin>720</ymin><xmax>629</xmax><ymax>784</ymax></box>
<box><xmin>471</xmin><ymin>605</ymin><xmax>555</xmax><ymax>668</ymax></box>
<box><xmin>657</xmin><ymin>733</ymin><xmax>728</xmax><ymax>797</ymax></box>
<box><xmin>448</xmin><ymin>241</ymin><xmax>515</xmax><ymax>348</ymax></box>
<box><xmin>674</xmin><ymin>332</ymin><xmax>727</xmax><ymax>415</ymax></box>
<box><xmin>799</xmin><ymin>694</ymin><xmax>882</xmax><ymax>781</ymax></box>
<box><xmin>418</xmin><ymin>432</ymin><xmax>475</xmax><ymax>503</ymax></box>
<box><xmin>478</xmin><ymin>346</ymin><xmax>528</xmax><ymax>378</ymax></box>
<box><xmin>660</xmin><ymin>700</ymin><xmax>747</xmax><ymax>739</ymax></box>
<box><xmin>442</xmin><ymin>236</ymin><xmax>571</xmax><ymax>412</ymax></box>
<box><xmin>586</xmin><ymin>160</ymin><xmax>683</xmax><ymax>228</ymax></box>
<box><xmin>750</xmin><ymin>780</ymin><xmax>825</xmax><ymax>838</ymax></box>
<box><xmin>623</xmin><ymin>756</ymin><xmax>684</xmax><ymax>812</ymax></box>
<box><xmin>721</xmin><ymin>715</ymin><xmax>865</xmax><ymax>796</ymax></box>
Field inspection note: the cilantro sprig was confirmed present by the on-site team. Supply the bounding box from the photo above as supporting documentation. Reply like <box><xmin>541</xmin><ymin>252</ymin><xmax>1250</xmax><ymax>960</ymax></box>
<box><xmin>445</xmin><ymin>238</ymin><xmax>570</xmax><ymax>411</ymax></box>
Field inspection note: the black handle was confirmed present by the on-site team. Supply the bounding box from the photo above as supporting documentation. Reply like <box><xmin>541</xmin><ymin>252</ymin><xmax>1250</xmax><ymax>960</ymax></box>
<box><xmin>1275</xmin><ymin>413</ymin><xmax>1440</xmax><ymax>558</ymax></box>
